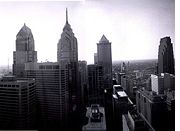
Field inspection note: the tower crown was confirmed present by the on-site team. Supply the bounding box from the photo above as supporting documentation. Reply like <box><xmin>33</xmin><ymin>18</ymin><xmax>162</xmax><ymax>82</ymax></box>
<box><xmin>16</xmin><ymin>23</ymin><xmax>33</xmax><ymax>39</ymax></box>
<box><xmin>63</xmin><ymin>8</ymin><xmax>72</xmax><ymax>31</ymax></box>
<box><xmin>99</xmin><ymin>35</ymin><xmax>109</xmax><ymax>43</ymax></box>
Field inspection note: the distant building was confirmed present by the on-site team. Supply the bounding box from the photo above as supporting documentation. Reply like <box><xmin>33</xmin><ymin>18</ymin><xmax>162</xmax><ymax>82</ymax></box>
<box><xmin>94</xmin><ymin>53</ymin><xmax>98</xmax><ymax>64</ymax></box>
<box><xmin>97</xmin><ymin>35</ymin><xmax>112</xmax><ymax>90</ymax></box>
<box><xmin>13</xmin><ymin>24</ymin><xmax>37</xmax><ymax>78</ymax></box>
<box><xmin>158</xmin><ymin>37</ymin><xmax>174</xmax><ymax>75</ymax></box>
<box><xmin>25</xmin><ymin>62</ymin><xmax>61</xmax><ymax>130</ymax></box>
<box><xmin>82</xmin><ymin>105</ymin><xmax>106</xmax><ymax>131</ymax></box>
<box><xmin>0</xmin><ymin>76</ymin><xmax>36</xmax><ymax>129</ymax></box>
<box><xmin>87</xmin><ymin>64</ymin><xmax>104</xmax><ymax>106</ymax></box>
<box><xmin>136</xmin><ymin>89</ymin><xmax>167</xmax><ymax>131</ymax></box>
<box><xmin>112</xmin><ymin>85</ymin><xmax>128</xmax><ymax>131</ymax></box>
<box><xmin>150</xmin><ymin>73</ymin><xmax>175</xmax><ymax>94</ymax></box>
<box><xmin>115</xmin><ymin>72</ymin><xmax>125</xmax><ymax>85</ymax></box>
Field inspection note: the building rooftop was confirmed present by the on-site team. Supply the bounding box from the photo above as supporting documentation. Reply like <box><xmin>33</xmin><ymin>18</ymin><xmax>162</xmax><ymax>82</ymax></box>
<box><xmin>117</xmin><ymin>91</ymin><xmax>127</xmax><ymax>97</ymax></box>
<box><xmin>82</xmin><ymin>106</ymin><xmax>106</xmax><ymax>131</ymax></box>
<box><xmin>99</xmin><ymin>35</ymin><xmax>109</xmax><ymax>43</ymax></box>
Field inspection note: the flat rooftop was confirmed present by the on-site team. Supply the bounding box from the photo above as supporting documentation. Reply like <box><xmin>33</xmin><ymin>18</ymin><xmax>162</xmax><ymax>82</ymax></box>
<box><xmin>82</xmin><ymin>107</ymin><xmax>106</xmax><ymax>131</ymax></box>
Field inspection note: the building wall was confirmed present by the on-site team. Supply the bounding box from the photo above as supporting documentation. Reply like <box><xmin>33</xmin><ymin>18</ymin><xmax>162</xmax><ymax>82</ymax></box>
<box><xmin>0</xmin><ymin>78</ymin><xmax>36</xmax><ymax>129</ymax></box>
<box><xmin>87</xmin><ymin>64</ymin><xmax>104</xmax><ymax>106</ymax></box>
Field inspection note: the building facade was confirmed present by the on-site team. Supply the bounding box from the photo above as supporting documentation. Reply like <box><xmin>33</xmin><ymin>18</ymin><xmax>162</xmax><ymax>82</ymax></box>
<box><xmin>13</xmin><ymin>24</ymin><xmax>37</xmax><ymax>78</ymax></box>
<box><xmin>158</xmin><ymin>37</ymin><xmax>174</xmax><ymax>75</ymax></box>
<box><xmin>87</xmin><ymin>64</ymin><xmax>104</xmax><ymax>106</ymax></box>
<box><xmin>25</xmin><ymin>62</ymin><xmax>60</xmax><ymax>130</ymax></box>
<box><xmin>0</xmin><ymin>76</ymin><xmax>36</xmax><ymax>129</ymax></box>
<box><xmin>57</xmin><ymin>8</ymin><xmax>79</xmax><ymax>127</ymax></box>
<box><xmin>97</xmin><ymin>35</ymin><xmax>112</xmax><ymax>90</ymax></box>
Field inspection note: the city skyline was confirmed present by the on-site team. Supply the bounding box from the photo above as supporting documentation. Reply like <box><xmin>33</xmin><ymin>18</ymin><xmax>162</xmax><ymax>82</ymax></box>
<box><xmin>0</xmin><ymin>0</ymin><xmax>175</xmax><ymax>66</ymax></box>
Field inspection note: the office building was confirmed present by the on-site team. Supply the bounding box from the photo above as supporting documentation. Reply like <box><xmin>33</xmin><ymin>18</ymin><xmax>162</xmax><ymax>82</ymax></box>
<box><xmin>112</xmin><ymin>85</ymin><xmax>128</xmax><ymax>131</ymax></box>
<box><xmin>122</xmin><ymin>110</ymin><xmax>148</xmax><ymax>131</ymax></box>
<box><xmin>25</xmin><ymin>62</ymin><xmax>61</xmax><ymax>130</ymax></box>
<box><xmin>94</xmin><ymin>53</ymin><xmax>98</xmax><ymax>64</ymax></box>
<box><xmin>79</xmin><ymin>60</ymin><xmax>88</xmax><ymax>106</ymax></box>
<box><xmin>97</xmin><ymin>35</ymin><xmax>112</xmax><ymax>89</ymax></box>
<box><xmin>13</xmin><ymin>24</ymin><xmax>37</xmax><ymax>78</ymax></box>
<box><xmin>158</xmin><ymin>37</ymin><xmax>174</xmax><ymax>75</ymax></box>
<box><xmin>136</xmin><ymin>88</ymin><xmax>167</xmax><ymax>131</ymax></box>
<box><xmin>87</xmin><ymin>64</ymin><xmax>104</xmax><ymax>106</ymax></box>
<box><xmin>150</xmin><ymin>73</ymin><xmax>175</xmax><ymax>95</ymax></box>
<box><xmin>57</xmin><ymin>8</ymin><xmax>79</xmax><ymax>128</ymax></box>
<box><xmin>0</xmin><ymin>76</ymin><xmax>36</xmax><ymax>129</ymax></box>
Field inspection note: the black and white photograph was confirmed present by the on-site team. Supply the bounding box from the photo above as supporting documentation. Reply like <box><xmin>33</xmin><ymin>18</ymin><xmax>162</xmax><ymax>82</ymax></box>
<box><xmin>0</xmin><ymin>0</ymin><xmax>175</xmax><ymax>130</ymax></box>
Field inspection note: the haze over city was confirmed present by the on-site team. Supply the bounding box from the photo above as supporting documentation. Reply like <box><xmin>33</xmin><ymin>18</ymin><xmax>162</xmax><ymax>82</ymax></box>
<box><xmin>0</xmin><ymin>0</ymin><xmax>174</xmax><ymax>66</ymax></box>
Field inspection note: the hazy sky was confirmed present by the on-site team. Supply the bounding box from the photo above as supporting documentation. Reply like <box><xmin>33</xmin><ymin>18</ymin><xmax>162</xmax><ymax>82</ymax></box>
<box><xmin>0</xmin><ymin>0</ymin><xmax>175</xmax><ymax>66</ymax></box>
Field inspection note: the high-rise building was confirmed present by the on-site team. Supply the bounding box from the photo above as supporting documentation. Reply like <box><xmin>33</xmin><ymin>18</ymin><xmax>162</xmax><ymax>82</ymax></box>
<box><xmin>158</xmin><ymin>37</ymin><xmax>175</xmax><ymax>75</ymax></box>
<box><xmin>112</xmin><ymin>85</ymin><xmax>128</xmax><ymax>131</ymax></box>
<box><xmin>0</xmin><ymin>76</ymin><xmax>36</xmax><ymax>129</ymax></box>
<box><xmin>57</xmin><ymin>8</ymin><xmax>79</xmax><ymax>127</ymax></box>
<box><xmin>136</xmin><ymin>89</ymin><xmax>167</xmax><ymax>131</ymax></box>
<box><xmin>94</xmin><ymin>53</ymin><xmax>98</xmax><ymax>64</ymax></box>
<box><xmin>78</xmin><ymin>60</ymin><xmax>88</xmax><ymax>106</ymax></box>
<box><xmin>97</xmin><ymin>35</ymin><xmax>112</xmax><ymax>89</ymax></box>
<box><xmin>13</xmin><ymin>24</ymin><xmax>37</xmax><ymax>78</ymax></box>
<box><xmin>25</xmin><ymin>62</ymin><xmax>60</xmax><ymax>130</ymax></box>
<box><xmin>87</xmin><ymin>64</ymin><xmax>104</xmax><ymax>106</ymax></box>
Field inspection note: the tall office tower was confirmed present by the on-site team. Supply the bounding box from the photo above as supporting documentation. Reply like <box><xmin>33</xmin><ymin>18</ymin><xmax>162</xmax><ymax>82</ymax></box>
<box><xmin>94</xmin><ymin>53</ymin><xmax>98</xmax><ymax>64</ymax></box>
<box><xmin>13</xmin><ymin>24</ymin><xmax>37</xmax><ymax>78</ymax></box>
<box><xmin>158</xmin><ymin>37</ymin><xmax>175</xmax><ymax>75</ymax></box>
<box><xmin>97</xmin><ymin>35</ymin><xmax>112</xmax><ymax>90</ymax></box>
<box><xmin>78</xmin><ymin>60</ymin><xmax>88</xmax><ymax>106</ymax></box>
<box><xmin>0</xmin><ymin>76</ymin><xmax>36</xmax><ymax>129</ymax></box>
<box><xmin>112</xmin><ymin>85</ymin><xmax>128</xmax><ymax>131</ymax></box>
<box><xmin>87</xmin><ymin>64</ymin><xmax>104</xmax><ymax>106</ymax></box>
<box><xmin>57</xmin><ymin>9</ymin><xmax>79</xmax><ymax>128</ymax></box>
<box><xmin>25</xmin><ymin>62</ymin><xmax>60</xmax><ymax>130</ymax></box>
<box><xmin>136</xmin><ymin>89</ymin><xmax>167</xmax><ymax>131</ymax></box>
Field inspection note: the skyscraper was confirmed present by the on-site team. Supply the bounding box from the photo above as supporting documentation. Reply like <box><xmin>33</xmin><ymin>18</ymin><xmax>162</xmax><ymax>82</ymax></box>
<box><xmin>13</xmin><ymin>24</ymin><xmax>37</xmax><ymax>78</ymax></box>
<box><xmin>78</xmin><ymin>60</ymin><xmax>88</xmax><ymax>106</ymax></box>
<box><xmin>25</xmin><ymin>62</ymin><xmax>61</xmax><ymax>130</ymax></box>
<box><xmin>158</xmin><ymin>37</ymin><xmax>174</xmax><ymax>75</ymax></box>
<box><xmin>97</xmin><ymin>35</ymin><xmax>112</xmax><ymax>89</ymax></box>
<box><xmin>87</xmin><ymin>64</ymin><xmax>104</xmax><ymax>106</ymax></box>
<box><xmin>57</xmin><ymin>8</ymin><xmax>79</xmax><ymax>127</ymax></box>
<box><xmin>0</xmin><ymin>76</ymin><xmax>36</xmax><ymax>129</ymax></box>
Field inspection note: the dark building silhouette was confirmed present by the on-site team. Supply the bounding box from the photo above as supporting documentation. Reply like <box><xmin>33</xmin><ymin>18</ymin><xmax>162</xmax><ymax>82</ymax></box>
<box><xmin>78</xmin><ymin>60</ymin><xmax>88</xmax><ymax>107</ymax></box>
<box><xmin>0</xmin><ymin>76</ymin><xmax>36</xmax><ymax>129</ymax></box>
<box><xmin>13</xmin><ymin>24</ymin><xmax>37</xmax><ymax>78</ymax></box>
<box><xmin>57</xmin><ymin>8</ymin><xmax>79</xmax><ymax>128</ymax></box>
<box><xmin>25</xmin><ymin>62</ymin><xmax>61</xmax><ymax>130</ymax></box>
<box><xmin>158</xmin><ymin>37</ymin><xmax>174</xmax><ymax>75</ymax></box>
<box><xmin>87</xmin><ymin>64</ymin><xmax>104</xmax><ymax>106</ymax></box>
<box><xmin>112</xmin><ymin>85</ymin><xmax>128</xmax><ymax>131</ymax></box>
<box><xmin>97</xmin><ymin>35</ymin><xmax>112</xmax><ymax>90</ymax></box>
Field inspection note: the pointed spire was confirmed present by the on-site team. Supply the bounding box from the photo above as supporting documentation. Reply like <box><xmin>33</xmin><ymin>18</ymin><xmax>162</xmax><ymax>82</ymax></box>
<box><xmin>24</xmin><ymin>23</ymin><xmax>26</xmax><ymax>27</ymax></box>
<box><xmin>66</xmin><ymin>8</ymin><xmax>68</xmax><ymax>24</ymax></box>
<box><xmin>99</xmin><ymin>34</ymin><xmax>109</xmax><ymax>43</ymax></box>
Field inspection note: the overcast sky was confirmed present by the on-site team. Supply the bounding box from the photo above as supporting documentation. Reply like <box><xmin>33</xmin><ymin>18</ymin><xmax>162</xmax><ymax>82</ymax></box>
<box><xmin>0</xmin><ymin>0</ymin><xmax>175</xmax><ymax>66</ymax></box>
